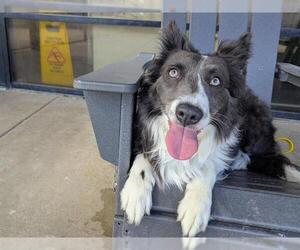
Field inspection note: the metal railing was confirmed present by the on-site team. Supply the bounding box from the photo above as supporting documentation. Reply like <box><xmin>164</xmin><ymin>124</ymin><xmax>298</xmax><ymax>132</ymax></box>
<box><xmin>2</xmin><ymin>0</ymin><xmax>161</xmax><ymax>13</ymax></box>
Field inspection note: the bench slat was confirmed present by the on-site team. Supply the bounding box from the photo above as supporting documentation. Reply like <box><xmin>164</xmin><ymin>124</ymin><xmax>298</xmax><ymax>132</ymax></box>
<box><xmin>247</xmin><ymin>12</ymin><xmax>282</xmax><ymax>104</ymax></box>
<box><xmin>189</xmin><ymin>0</ymin><xmax>217</xmax><ymax>53</ymax></box>
<box><xmin>218</xmin><ymin>0</ymin><xmax>249</xmax><ymax>41</ymax></box>
<box><xmin>162</xmin><ymin>0</ymin><xmax>186</xmax><ymax>32</ymax></box>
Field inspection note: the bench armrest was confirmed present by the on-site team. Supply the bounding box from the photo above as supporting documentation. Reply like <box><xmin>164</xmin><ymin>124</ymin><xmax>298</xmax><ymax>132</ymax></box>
<box><xmin>277</xmin><ymin>62</ymin><xmax>300</xmax><ymax>88</ymax></box>
<box><xmin>74</xmin><ymin>53</ymin><xmax>155</xmax><ymax>93</ymax></box>
<box><xmin>73</xmin><ymin>53</ymin><xmax>154</xmax><ymax>170</ymax></box>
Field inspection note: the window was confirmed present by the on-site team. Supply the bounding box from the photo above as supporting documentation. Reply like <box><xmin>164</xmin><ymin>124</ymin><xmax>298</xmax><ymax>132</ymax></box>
<box><xmin>272</xmin><ymin>13</ymin><xmax>300</xmax><ymax>112</ymax></box>
<box><xmin>7</xmin><ymin>18</ymin><xmax>159</xmax><ymax>87</ymax></box>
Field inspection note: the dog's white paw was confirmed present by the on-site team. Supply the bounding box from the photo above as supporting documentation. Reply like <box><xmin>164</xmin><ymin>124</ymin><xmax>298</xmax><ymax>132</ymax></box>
<box><xmin>121</xmin><ymin>174</ymin><xmax>153</xmax><ymax>225</ymax></box>
<box><xmin>177</xmin><ymin>190</ymin><xmax>212</xmax><ymax>237</ymax></box>
<box><xmin>182</xmin><ymin>237</ymin><xmax>207</xmax><ymax>250</ymax></box>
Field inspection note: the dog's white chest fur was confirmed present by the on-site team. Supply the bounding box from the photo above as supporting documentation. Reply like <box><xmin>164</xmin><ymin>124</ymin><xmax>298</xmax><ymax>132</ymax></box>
<box><xmin>147</xmin><ymin>115</ymin><xmax>244</xmax><ymax>188</ymax></box>
<box><xmin>121</xmin><ymin>114</ymin><xmax>249</xmax><ymax>236</ymax></box>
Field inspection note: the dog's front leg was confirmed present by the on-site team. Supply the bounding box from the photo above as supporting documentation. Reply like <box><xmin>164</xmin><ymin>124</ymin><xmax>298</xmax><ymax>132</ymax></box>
<box><xmin>121</xmin><ymin>153</ymin><xmax>155</xmax><ymax>225</ymax></box>
<box><xmin>177</xmin><ymin>166</ymin><xmax>217</xmax><ymax>237</ymax></box>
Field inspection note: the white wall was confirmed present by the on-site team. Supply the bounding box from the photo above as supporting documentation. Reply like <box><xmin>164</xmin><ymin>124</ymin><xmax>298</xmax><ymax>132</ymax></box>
<box><xmin>91</xmin><ymin>24</ymin><xmax>159</xmax><ymax>70</ymax></box>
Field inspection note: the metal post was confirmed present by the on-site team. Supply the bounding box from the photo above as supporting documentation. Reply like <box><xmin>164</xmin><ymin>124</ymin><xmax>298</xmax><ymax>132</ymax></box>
<box><xmin>0</xmin><ymin>13</ymin><xmax>10</xmax><ymax>87</ymax></box>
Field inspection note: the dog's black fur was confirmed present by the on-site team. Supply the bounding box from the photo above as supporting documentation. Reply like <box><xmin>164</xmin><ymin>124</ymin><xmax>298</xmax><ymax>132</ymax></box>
<box><xmin>132</xmin><ymin>21</ymin><xmax>290</xmax><ymax>180</ymax></box>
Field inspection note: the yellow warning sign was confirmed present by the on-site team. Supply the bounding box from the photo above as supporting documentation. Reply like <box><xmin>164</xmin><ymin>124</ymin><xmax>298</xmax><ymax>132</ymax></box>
<box><xmin>40</xmin><ymin>21</ymin><xmax>74</xmax><ymax>86</ymax></box>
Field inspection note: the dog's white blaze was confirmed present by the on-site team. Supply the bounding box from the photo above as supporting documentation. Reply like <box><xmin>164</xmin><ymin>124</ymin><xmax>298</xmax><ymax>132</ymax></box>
<box><xmin>197</xmin><ymin>73</ymin><xmax>210</xmax><ymax>114</ymax></box>
<box><xmin>172</xmin><ymin>73</ymin><xmax>209</xmax><ymax>116</ymax></box>
<box><xmin>168</xmin><ymin>73</ymin><xmax>210</xmax><ymax>130</ymax></box>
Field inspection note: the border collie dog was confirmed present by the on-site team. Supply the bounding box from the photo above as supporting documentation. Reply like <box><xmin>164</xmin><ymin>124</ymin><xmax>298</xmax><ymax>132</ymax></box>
<box><xmin>121</xmin><ymin>21</ymin><xmax>300</xmax><ymax>236</ymax></box>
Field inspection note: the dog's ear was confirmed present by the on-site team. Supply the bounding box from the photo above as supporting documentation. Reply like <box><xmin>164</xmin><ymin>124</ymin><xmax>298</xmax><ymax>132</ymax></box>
<box><xmin>146</xmin><ymin>21</ymin><xmax>198</xmax><ymax>83</ymax></box>
<box><xmin>217</xmin><ymin>32</ymin><xmax>252</xmax><ymax>73</ymax></box>
<box><xmin>160</xmin><ymin>21</ymin><xmax>198</xmax><ymax>54</ymax></box>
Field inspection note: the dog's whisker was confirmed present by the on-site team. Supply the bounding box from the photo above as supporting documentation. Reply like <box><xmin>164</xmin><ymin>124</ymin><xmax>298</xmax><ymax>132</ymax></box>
<box><xmin>211</xmin><ymin>112</ymin><xmax>231</xmax><ymax>122</ymax></box>
<box><xmin>211</xmin><ymin>117</ymin><xmax>230</xmax><ymax>130</ymax></box>
<box><xmin>143</xmin><ymin>106</ymin><xmax>165</xmax><ymax>121</ymax></box>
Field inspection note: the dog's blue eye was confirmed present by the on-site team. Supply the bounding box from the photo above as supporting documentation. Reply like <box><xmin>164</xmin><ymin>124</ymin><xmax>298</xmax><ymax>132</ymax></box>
<box><xmin>210</xmin><ymin>77</ymin><xmax>220</xmax><ymax>86</ymax></box>
<box><xmin>169</xmin><ymin>68</ymin><xmax>178</xmax><ymax>78</ymax></box>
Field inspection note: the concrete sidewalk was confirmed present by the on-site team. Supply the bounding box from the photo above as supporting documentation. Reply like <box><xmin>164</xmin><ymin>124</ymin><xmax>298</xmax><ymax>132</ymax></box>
<box><xmin>0</xmin><ymin>89</ymin><xmax>115</xmax><ymax>237</ymax></box>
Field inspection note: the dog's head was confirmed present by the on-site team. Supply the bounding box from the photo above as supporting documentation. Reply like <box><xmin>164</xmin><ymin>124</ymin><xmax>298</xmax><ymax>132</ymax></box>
<box><xmin>147</xmin><ymin>21</ymin><xmax>251</xmax><ymax>143</ymax></box>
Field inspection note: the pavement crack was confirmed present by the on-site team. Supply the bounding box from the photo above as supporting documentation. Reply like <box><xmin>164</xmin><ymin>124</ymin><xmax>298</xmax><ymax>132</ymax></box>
<box><xmin>0</xmin><ymin>96</ymin><xmax>59</xmax><ymax>139</ymax></box>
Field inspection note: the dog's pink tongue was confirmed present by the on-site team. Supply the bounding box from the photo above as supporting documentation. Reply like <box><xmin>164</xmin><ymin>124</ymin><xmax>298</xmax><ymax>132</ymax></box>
<box><xmin>165</xmin><ymin>122</ymin><xmax>198</xmax><ymax>160</ymax></box>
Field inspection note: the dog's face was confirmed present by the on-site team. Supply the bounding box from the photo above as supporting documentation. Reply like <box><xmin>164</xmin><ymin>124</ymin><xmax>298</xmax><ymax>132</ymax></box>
<box><xmin>151</xmin><ymin>22</ymin><xmax>251</xmax><ymax>138</ymax></box>
<box><xmin>156</xmin><ymin>51</ymin><xmax>232</xmax><ymax>131</ymax></box>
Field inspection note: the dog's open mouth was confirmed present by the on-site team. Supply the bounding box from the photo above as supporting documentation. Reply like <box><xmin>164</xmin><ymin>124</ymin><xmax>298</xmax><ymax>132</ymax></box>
<box><xmin>165</xmin><ymin>121</ymin><xmax>200</xmax><ymax>160</ymax></box>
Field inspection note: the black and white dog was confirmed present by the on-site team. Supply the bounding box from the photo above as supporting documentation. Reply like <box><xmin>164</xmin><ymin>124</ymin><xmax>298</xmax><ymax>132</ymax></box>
<box><xmin>121</xmin><ymin>21</ymin><xmax>300</xmax><ymax>237</ymax></box>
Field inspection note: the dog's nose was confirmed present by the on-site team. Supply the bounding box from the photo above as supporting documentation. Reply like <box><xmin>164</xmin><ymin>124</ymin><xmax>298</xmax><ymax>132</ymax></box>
<box><xmin>176</xmin><ymin>103</ymin><xmax>203</xmax><ymax>126</ymax></box>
